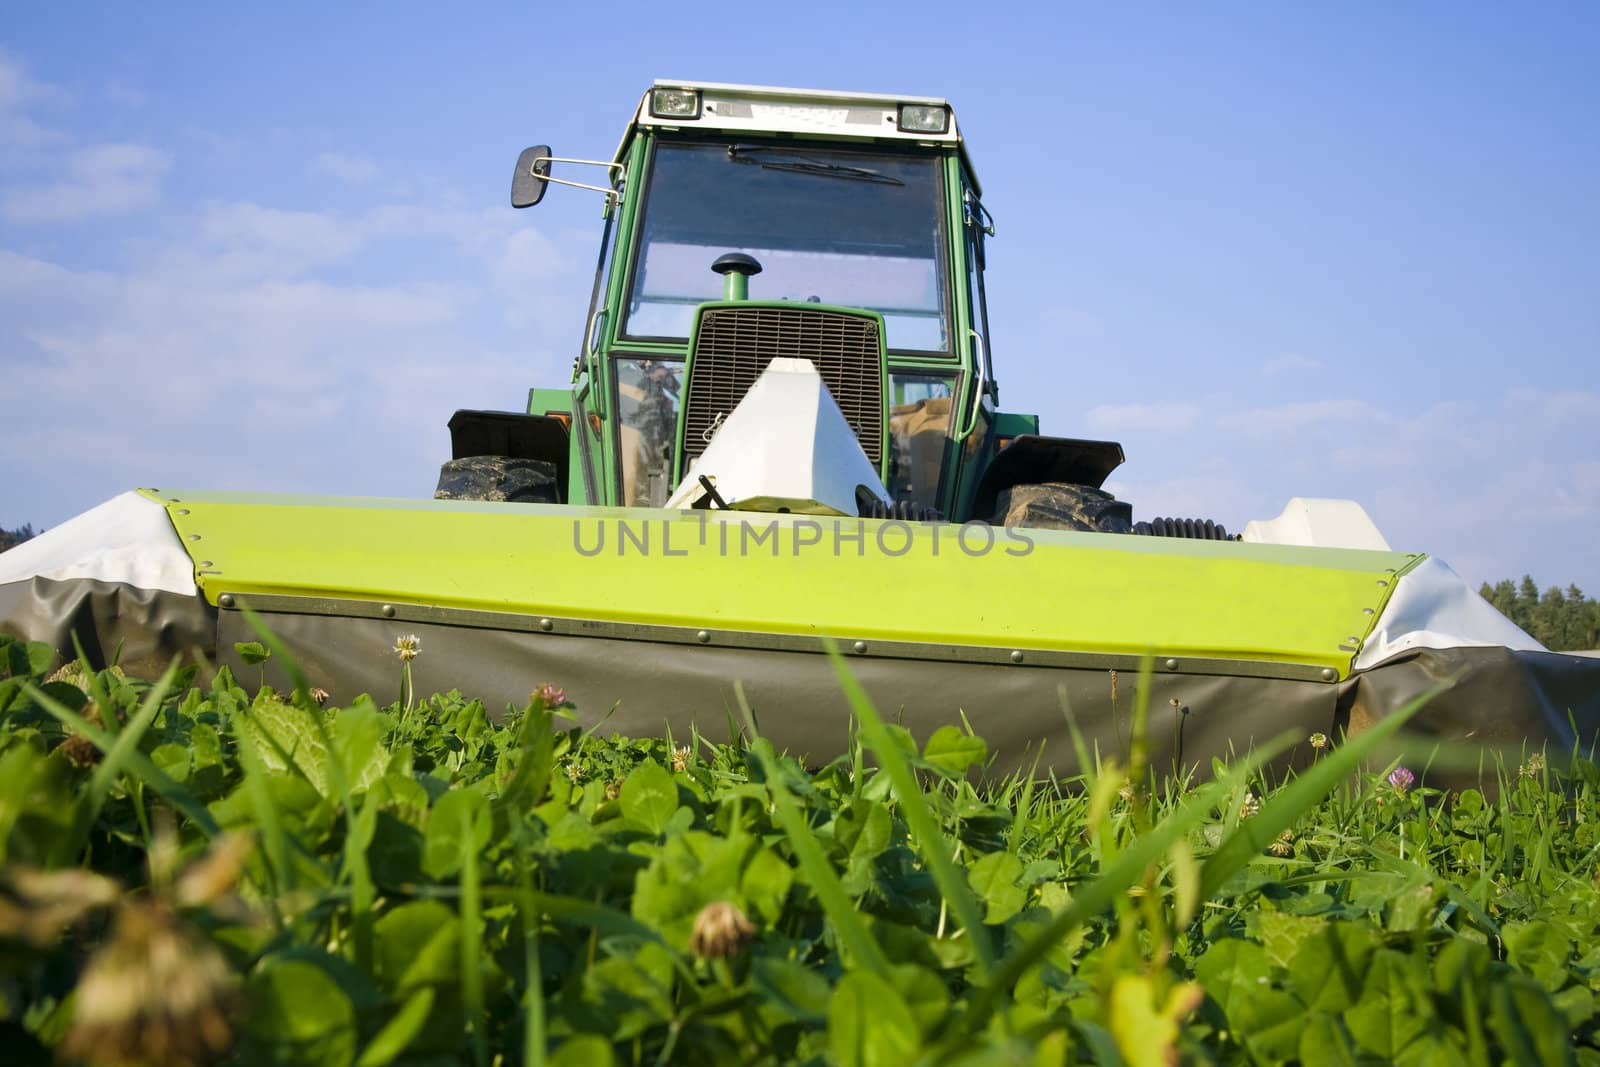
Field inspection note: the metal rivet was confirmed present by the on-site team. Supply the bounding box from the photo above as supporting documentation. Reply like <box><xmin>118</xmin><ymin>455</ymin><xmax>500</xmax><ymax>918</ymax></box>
<box><xmin>218</xmin><ymin>594</ymin><xmax>235</xmax><ymax>608</ymax></box>
<box><xmin>1321</xmin><ymin>667</ymin><xmax>1338</xmax><ymax>682</ymax></box>
<box><xmin>853</xmin><ymin>640</ymin><xmax>868</xmax><ymax>654</ymax></box>
<box><xmin>381</xmin><ymin>604</ymin><xmax>396</xmax><ymax>618</ymax></box>
<box><xmin>199</xmin><ymin>560</ymin><xmax>213</xmax><ymax>568</ymax></box>
<box><xmin>1010</xmin><ymin>650</ymin><xmax>1024</xmax><ymax>664</ymax></box>
<box><xmin>696</xmin><ymin>630</ymin><xmax>711</xmax><ymax>643</ymax></box>
<box><xmin>1362</xmin><ymin>607</ymin><xmax>1375</xmax><ymax>615</ymax></box>
<box><xmin>1347</xmin><ymin>636</ymin><xmax>1360</xmax><ymax>645</ymax></box>
<box><xmin>1164</xmin><ymin>658</ymin><xmax>1179</xmax><ymax>671</ymax></box>
<box><xmin>539</xmin><ymin>618</ymin><xmax>554</xmax><ymax>632</ymax></box>
<box><xmin>1377</xmin><ymin>580</ymin><xmax>1388</xmax><ymax>587</ymax></box>
<box><xmin>176</xmin><ymin>508</ymin><xmax>190</xmax><ymax>516</ymax></box>
<box><xmin>187</xmin><ymin>533</ymin><xmax>201</xmax><ymax>541</ymax></box>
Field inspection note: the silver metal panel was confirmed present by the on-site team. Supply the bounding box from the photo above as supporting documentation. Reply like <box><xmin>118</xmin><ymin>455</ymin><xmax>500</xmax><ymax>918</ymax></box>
<box><xmin>684</xmin><ymin>306</ymin><xmax>884</xmax><ymax>467</ymax></box>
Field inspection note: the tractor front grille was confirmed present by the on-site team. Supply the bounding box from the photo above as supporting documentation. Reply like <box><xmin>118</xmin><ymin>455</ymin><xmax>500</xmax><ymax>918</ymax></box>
<box><xmin>681</xmin><ymin>305</ymin><xmax>885</xmax><ymax>467</ymax></box>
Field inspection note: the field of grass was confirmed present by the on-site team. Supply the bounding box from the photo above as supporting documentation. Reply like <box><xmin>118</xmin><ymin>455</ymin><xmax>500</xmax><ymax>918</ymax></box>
<box><xmin>2</xmin><ymin>631</ymin><xmax>1598</xmax><ymax>1066</ymax></box>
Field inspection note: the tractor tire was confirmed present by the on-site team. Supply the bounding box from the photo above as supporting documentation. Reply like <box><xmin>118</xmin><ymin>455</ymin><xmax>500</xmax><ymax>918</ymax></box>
<box><xmin>434</xmin><ymin>456</ymin><xmax>559</xmax><ymax>504</ymax></box>
<box><xmin>991</xmin><ymin>482</ymin><xmax>1133</xmax><ymax>534</ymax></box>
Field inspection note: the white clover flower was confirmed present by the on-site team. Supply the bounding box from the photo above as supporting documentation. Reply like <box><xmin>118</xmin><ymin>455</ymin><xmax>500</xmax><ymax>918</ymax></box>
<box><xmin>689</xmin><ymin>901</ymin><xmax>755</xmax><ymax>959</ymax></box>
<box><xmin>1239</xmin><ymin>792</ymin><xmax>1261</xmax><ymax>819</ymax></box>
<box><xmin>393</xmin><ymin>634</ymin><xmax>421</xmax><ymax>663</ymax></box>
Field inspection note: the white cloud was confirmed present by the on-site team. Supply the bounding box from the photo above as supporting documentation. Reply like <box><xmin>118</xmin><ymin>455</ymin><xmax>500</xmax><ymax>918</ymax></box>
<box><xmin>0</xmin><ymin>52</ymin><xmax>68</xmax><ymax>113</ymax></box>
<box><xmin>1084</xmin><ymin>401</ymin><xmax>1202</xmax><ymax>434</ymax></box>
<box><xmin>0</xmin><ymin>112</ymin><xmax>67</xmax><ymax>151</ymax></box>
<box><xmin>1</xmin><ymin>173</ymin><xmax>591</xmax><ymax>529</ymax></box>
<box><xmin>1104</xmin><ymin>474</ymin><xmax>1262</xmax><ymax>532</ymax></box>
<box><xmin>1504</xmin><ymin>387</ymin><xmax>1600</xmax><ymax>425</ymax></box>
<box><xmin>310</xmin><ymin>152</ymin><xmax>382</xmax><ymax>185</ymax></box>
<box><xmin>185</xmin><ymin>202</ymin><xmax>369</xmax><ymax>278</ymax></box>
<box><xmin>1</xmin><ymin>53</ymin><xmax>167</xmax><ymax>215</ymax></box>
<box><xmin>1262</xmin><ymin>352</ymin><xmax>1320</xmax><ymax>375</ymax></box>
<box><xmin>6</xmin><ymin>249</ymin><xmax>484</xmax><ymax>498</ymax></box>
<box><xmin>1215</xmin><ymin>398</ymin><xmax>1389</xmax><ymax>435</ymax></box>
<box><xmin>1107</xmin><ymin>386</ymin><xmax>1600</xmax><ymax>589</ymax></box>
<box><xmin>2</xmin><ymin>143</ymin><xmax>170</xmax><ymax>223</ymax></box>
<box><xmin>1575</xmin><ymin>462</ymin><xmax>1600</xmax><ymax>497</ymax></box>
<box><xmin>0</xmin><ymin>53</ymin><xmax>70</xmax><ymax>151</ymax></box>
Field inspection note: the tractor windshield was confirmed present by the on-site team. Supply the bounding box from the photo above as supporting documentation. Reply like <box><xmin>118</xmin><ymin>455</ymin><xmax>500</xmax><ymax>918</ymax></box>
<box><xmin>623</xmin><ymin>141</ymin><xmax>949</xmax><ymax>353</ymax></box>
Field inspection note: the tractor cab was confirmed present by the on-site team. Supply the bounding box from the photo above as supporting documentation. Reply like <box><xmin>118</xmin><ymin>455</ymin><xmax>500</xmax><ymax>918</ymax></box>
<box><xmin>483</xmin><ymin>81</ymin><xmax>1009</xmax><ymax>520</ymax></box>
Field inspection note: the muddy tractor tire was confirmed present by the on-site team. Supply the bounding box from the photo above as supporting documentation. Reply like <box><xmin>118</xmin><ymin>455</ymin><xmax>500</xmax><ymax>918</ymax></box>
<box><xmin>434</xmin><ymin>456</ymin><xmax>559</xmax><ymax>504</ymax></box>
<box><xmin>991</xmin><ymin>482</ymin><xmax>1134</xmax><ymax>534</ymax></box>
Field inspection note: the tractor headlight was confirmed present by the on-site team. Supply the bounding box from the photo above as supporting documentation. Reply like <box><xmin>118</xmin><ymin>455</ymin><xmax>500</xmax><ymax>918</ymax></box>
<box><xmin>650</xmin><ymin>88</ymin><xmax>701</xmax><ymax>120</ymax></box>
<box><xmin>897</xmin><ymin>103</ymin><xmax>949</xmax><ymax>134</ymax></box>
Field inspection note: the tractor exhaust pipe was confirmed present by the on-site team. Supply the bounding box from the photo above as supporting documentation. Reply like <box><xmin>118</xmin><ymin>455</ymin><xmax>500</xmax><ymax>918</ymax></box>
<box><xmin>711</xmin><ymin>252</ymin><xmax>763</xmax><ymax>301</ymax></box>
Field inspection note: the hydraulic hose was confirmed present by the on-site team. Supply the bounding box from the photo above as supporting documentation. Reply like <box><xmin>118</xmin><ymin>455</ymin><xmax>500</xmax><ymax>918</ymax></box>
<box><xmin>860</xmin><ymin>498</ymin><xmax>944</xmax><ymax>523</ymax></box>
<box><xmin>1132</xmin><ymin>517</ymin><xmax>1237</xmax><ymax>541</ymax></box>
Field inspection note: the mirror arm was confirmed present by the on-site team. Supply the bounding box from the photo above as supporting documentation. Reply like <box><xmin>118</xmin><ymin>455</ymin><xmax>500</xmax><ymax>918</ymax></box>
<box><xmin>533</xmin><ymin>158</ymin><xmax>626</xmax><ymax>202</ymax></box>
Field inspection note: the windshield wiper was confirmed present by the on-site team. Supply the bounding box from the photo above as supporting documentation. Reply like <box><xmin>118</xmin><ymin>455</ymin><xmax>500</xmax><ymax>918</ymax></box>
<box><xmin>726</xmin><ymin>145</ymin><xmax>905</xmax><ymax>186</ymax></box>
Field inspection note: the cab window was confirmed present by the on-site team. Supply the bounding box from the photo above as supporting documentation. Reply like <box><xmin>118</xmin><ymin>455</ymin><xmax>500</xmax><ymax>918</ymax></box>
<box><xmin>615</xmin><ymin>358</ymin><xmax>683</xmax><ymax>506</ymax></box>
<box><xmin>625</xmin><ymin>141</ymin><xmax>950</xmax><ymax>354</ymax></box>
<box><xmin>887</xmin><ymin>372</ymin><xmax>955</xmax><ymax>509</ymax></box>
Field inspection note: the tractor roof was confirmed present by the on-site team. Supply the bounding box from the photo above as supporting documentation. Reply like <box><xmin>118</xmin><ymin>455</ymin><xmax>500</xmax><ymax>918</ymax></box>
<box><xmin>615</xmin><ymin>80</ymin><xmax>979</xmax><ymax>191</ymax></box>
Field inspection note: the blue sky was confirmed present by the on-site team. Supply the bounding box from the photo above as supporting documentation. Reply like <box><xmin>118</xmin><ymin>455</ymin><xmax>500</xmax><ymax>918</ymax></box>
<box><xmin>2</xmin><ymin>4</ymin><xmax>1596</xmax><ymax>592</ymax></box>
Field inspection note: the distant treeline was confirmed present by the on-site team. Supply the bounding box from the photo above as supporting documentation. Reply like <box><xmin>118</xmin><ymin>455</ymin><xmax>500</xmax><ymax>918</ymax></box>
<box><xmin>1480</xmin><ymin>577</ymin><xmax>1600</xmax><ymax>651</ymax></box>
<box><xmin>0</xmin><ymin>524</ymin><xmax>34</xmax><ymax>552</ymax></box>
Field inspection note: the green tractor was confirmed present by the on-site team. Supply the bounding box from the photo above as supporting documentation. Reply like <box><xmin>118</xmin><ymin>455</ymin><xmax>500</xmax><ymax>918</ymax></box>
<box><xmin>2</xmin><ymin>81</ymin><xmax>1595</xmax><ymax>774</ymax></box>
<box><xmin>439</xmin><ymin>80</ymin><xmax>1145</xmax><ymax>537</ymax></box>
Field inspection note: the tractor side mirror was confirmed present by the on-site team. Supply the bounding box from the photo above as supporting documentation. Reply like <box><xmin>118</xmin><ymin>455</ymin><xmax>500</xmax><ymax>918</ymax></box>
<box><xmin>511</xmin><ymin>146</ymin><xmax>553</xmax><ymax>208</ymax></box>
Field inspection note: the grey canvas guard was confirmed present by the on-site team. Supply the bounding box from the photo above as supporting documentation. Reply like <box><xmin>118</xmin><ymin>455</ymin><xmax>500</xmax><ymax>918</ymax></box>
<box><xmin>211</xmin><ymin>604</ymin><xmax>1338</xmax><ymax>779</ymax></box>
<box><xmin>0</xmin><ymin>576</ymin><xmax>216</xmax><ymax>682</ymax></box>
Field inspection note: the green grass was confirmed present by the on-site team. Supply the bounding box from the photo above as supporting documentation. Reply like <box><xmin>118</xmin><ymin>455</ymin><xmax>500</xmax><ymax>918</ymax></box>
<box><xmin>1</xmin><ymin>630</ymin><xmax>1597</xmax><ymax>1067</ymax></box>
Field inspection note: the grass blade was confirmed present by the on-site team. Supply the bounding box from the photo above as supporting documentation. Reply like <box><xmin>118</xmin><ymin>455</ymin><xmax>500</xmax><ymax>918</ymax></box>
<box><xmin>963</xmin><ymin>732</ymin><xmax>1295</xmax><ymax>1030</ymax></box>
<box><xmin>241</xmin><ymin>601</ymin><xmax>378</xmax><ymax>964</ymax></box>
<box><xmin>347</xmin><ymin>790</ymin><xmax>378</xmax><ymax>969</ymax></box>
<box><xmin>354</xmin><ymin>987</ymin><xmax>435</xmax><ymax>1067</ymax></box>
<box><xmin>472</xmin><ymin>887</ymin><xmax>665</xmax><ymax>945</ymax></box>
<box><xmin>1196</xmin><ymin>681</ymin><xmax>1443</xmax><ymax>899</ymax></box>
<box><xmin>735</xmin><ymin>682</ymin><xmax>890</xmax><ymax>978</ymax></box>
<box><xmin>235</xmin><ymin>598</ymin><xmax>310</xmax><ymax>698</ymax></box>
<box><xmin>823</xmin><ymin>642</ymin><xmax>997</xmax><ymax>977</ymax></box>
<box><xmin>87</xmin><ymin>659</ymin><xmax>178</xmax><ymax>814</ymax></box>
<box><xmin>233</xmin><ymin>723</ymin><xmax>296</xmax><ymax>898</ymax></box>
<box><xmin>460</xmin><ymin>802</ymin><xmax>487</xmax><ymax>1067</ymax></box>
<box><xmin>512</xmin><ymin>822</ymin><xmax>547</xmax><ymax>1067</ymax></box>
<box><xmin>26</xmin><ymin>679</ymin><xmax>220</xmax><ymax>838</ymax></box>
